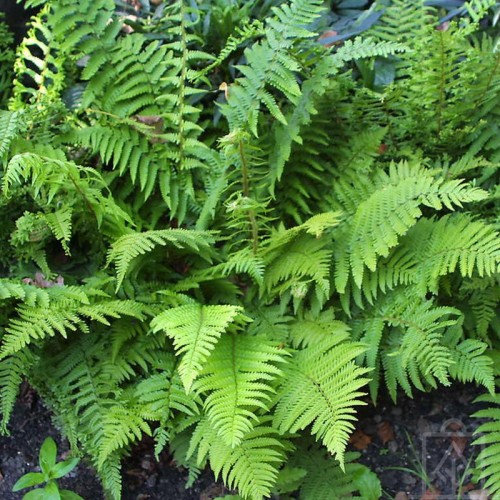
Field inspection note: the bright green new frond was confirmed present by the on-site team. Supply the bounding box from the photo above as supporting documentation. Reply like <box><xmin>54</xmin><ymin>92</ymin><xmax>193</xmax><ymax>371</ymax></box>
<box><xmin>189</xmin><ymin>418</ymin><xmax>289</xmax><ymax>500</ymax></box>
<box><xmin>151</xmin><ymin>304</ymin><xmax>242</xmax><ymax>392</ymax></box>
<box><xmin>273</xmin><ymin>337</ymin><xmax>370</xmax><ymax>468</ymax></box>
<box><xmin>194</xmin><ymin>334</ymin><xmax>287</xmax><ymax>447</ymax></box>
<box><xmin>473</xmin><ymin>392</ymin><xmax>500</xmax><ymax>496</ymax></box>
<box><xmin>107</xmin><ymin>229</ymin><xmax>215</xmax><ymax>291</ymax></box>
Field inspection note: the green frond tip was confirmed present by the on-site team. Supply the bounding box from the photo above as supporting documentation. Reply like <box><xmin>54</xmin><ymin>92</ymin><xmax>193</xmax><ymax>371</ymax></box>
<box><xmin>273</xmin><ymin>337</ymin><xmax>370</xmax><ymax>469</ymax></box>
<box><xmin>151</xmin><ymin>304</ymin><xmax>243</xmax><ymax>392</ymax></box>
<box><xmin>194</xmin><ymin>334</ymin><xmax>289</xmax><ymax>447</ymax></box>
<box><xmin>107</xmin><ymin>229</ymin><xmax>216</xmax><ymax>291</ymax></box>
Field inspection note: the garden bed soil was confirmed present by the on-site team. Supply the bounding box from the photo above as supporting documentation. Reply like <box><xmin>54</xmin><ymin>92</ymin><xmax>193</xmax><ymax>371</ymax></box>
<box><xmin>0</xmin><ymin>383</ymin><xmax>490</xmax><ymax>499</ymax></box>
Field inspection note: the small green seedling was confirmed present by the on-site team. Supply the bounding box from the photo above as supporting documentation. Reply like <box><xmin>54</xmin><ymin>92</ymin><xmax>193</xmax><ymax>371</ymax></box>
<box><xmin>12</xmin><ymin>437</ymin><xmax>82</xmax><ymax>499</ymax></box>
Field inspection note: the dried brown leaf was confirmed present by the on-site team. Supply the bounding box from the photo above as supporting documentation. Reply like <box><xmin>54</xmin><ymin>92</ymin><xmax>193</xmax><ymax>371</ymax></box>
<box><xmin>349</xmin><ymin>429</ymin><xmax>372</xmax><ymax>450</ymax></box>
<box><xmin>377</xmin><ymin>421</ymin><xmax>395</xmax><ymax>444</ymax></box>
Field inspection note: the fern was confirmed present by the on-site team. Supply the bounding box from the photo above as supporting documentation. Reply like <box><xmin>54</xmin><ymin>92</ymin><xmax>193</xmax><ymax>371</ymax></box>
<box><xmin>0</xmin><ymin>110</ymin><xmax>22</xmax><ymax>160</ymax></box>
<box><xmin>473</xmin><ymin>391</ymin><xmax>500</xmax><ymax>496</ymax></box>
<box><xmin>151</xmin><ymin>304</ymin><xmax>242</xmax><ymax>392</ymax></box>
<box><xmin>194</xmin><ymin>334</ymin><xmax>288</xmax><ymax>447</ymax></box>
<box><xmin>333</xmin><ymin>161</ymin><xmax>489</xmax><ymax>292</ymax></box>
<box><xmin>0</xmin><ymin>351</ymin><xmax>33</xmax><ymax>433</ymax></box>
<box><xmin>0</xmin><ymin>283</ymin><xmax>146</xmax><ymax>359</ymax></box>
<box><xmin>188</xmin><ymin>417</ymin><xmax>289</xmax><ymax>500</ymax></box>
<box><xmin>352</xmin><ymin>292</ymin><xmax>462</xmax><ymax>400</ymax></box>
<box><xmin>107</xmin><ymin>228</ymin><xmax>215</xmax><ymax>290</ymax></box>
<box><xmin>288</xmin><ymin>441</ymin><xmax>381</xmax><ymax>499</ymax></box>
<box><xmin>273</xmin><ymin>336</ymin><xmax>370</xmax><ymax>467</ymax></box>
<box><xmin>368</xmin><ymin>0</ymin><xmax>434</xmax><ymax>45</ymax></box>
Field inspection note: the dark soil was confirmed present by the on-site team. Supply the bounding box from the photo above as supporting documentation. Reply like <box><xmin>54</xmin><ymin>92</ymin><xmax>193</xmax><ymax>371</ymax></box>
<box><xmin>0</xmin><ymin>384</ymin><xmax>490</xmax><ymax>499</ymax></box>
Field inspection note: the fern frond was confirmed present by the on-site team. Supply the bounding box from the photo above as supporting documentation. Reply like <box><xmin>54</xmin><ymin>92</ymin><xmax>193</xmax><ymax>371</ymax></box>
<box><xmin>289</xmin><ymin>442</ymin><xmax>381</xmax><ymax>499</ymax></box>
<box><xmin>465</xmin><ymin>0</ymin><xmax>497</xmax><ymax>23</ymax></box>
<box><xmin>0</xmin><ymin>290</ymin><xmax>145</xmax><ymax>359</ymax></box>
<box><xmin>189</xmin><ymin>417</ymin><xmax>289</xmax><ymax>500</ymax></box>
<box><xmin>194</xmin><ymin>334</ymin><xmax>287</xmax><ymax>447</ymax></box>
<box><xmin>354</xmin><ymin>292</ymin><xmax>460</xmax><ymax>400</ymax></box>
<box><xmin>10</xmin><ymin>7</ymin><xmax>66</xmax><ymax>107</ymax></box>
<box><xmin>273</xmin><ymin>337</ymin><xmax>370</xmax><ymax>468</ymax></box>
<box><xmin>44</xmin><ymin>206</ymin><xmax>73</xmax><ymax>255</ymax></box>
<box><xmin>288</xmin><ymin>310</ymin><xmax>351</xmax><ymax>349</ymax></box>
<box><xmin>448</xmin><ymin>339</ymin><xmax>494</xmax><ymax>392</ymax></box>
<box><xmin>394</xmin><ymin>214</ymin><xmax>499</xmax><ymax>294</ymax></box>
<box><xmin>0</xmin><ymin>351</ymin><xmax>33</xmax><ymax>433</ymax></box>
<box><xmin>0</xmin><ymin>110</ymin><xmax>21</xmax><ymax>159</ymax></box>
<box><xmin>195</xmin><ymin>20</ymin><xmax>264</xmax><ymax>80</ymax></box>
<box><xmin>151</xmin><ymin>304</ymin><xmax>242</xmax><ymax>392</ymax></box>
<box><xmin>473</xmin><ymin>392</ymin><xmax>500</xmax><ymax>496</ymax></box>
<box><xmin>3</xmin><ymin>152</ymin><xmax>131</xmax><ymax>231</ymax></box>
<box><xmin>268</xmin><ymin>0</ymin><xmax>326</xmax><ymax>41</ymax></box>
<box><xmin>333</xmin><ymin>162</ymin><xmax>489</xmax><ymax>292</ymax></box>
<box><xmin>97</xmin><ymin>404</ymin><xmax>151</xmax><ymax>467</ymax></box>
<box><xmin>263</xmin><ymin>233</ymin><xmax>333</xmax><ymax>310</ymax></box>
<box><xmin>107</xmin><ymin>229</ymin><xmax>215</xmax><ymax>291</ymax></box>
<box><xmin>367</xmin><ymin>0</ymin><xmax>434</xmax><ymax>45</ymax></box>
